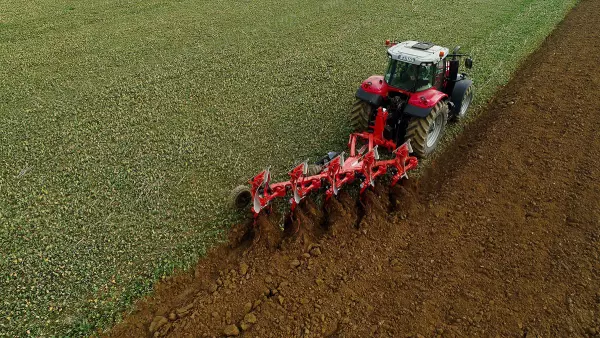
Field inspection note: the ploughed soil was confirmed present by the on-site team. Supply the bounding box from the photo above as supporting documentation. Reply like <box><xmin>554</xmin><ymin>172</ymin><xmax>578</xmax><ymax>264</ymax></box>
<box><xmin>107</xmin><ymin>1</ymin><xmax>600</xmax><ymax>337</ymax></box>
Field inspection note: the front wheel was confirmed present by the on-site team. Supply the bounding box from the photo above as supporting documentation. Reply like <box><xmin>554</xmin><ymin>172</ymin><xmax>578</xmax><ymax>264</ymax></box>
<box><xmin>350</xmin><ymin>100</ymin><xmax>373</xmax><ymax>132</ymax></box>
<box><xmin>405</xmin><ymin>101</ymin><xmax>449</xmax><ymax>158</ymax></box>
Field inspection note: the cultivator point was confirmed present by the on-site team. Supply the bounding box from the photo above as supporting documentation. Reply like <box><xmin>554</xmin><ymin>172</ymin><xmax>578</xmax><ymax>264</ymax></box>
<box><xmin>239</xmin><ymin>108</ymin><xmax>418</xmax><ymax>217</ymax></box>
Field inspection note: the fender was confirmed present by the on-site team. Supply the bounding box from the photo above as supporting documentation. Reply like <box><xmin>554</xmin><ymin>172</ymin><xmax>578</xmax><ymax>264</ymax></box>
<box><xmin>356</xmin><ymin>87</ymin><xmax>384</xmax><ymax>106</ymax></box>
<box><xmin>403</xmin><ymin>88</ymin><xmax>448</xmax><ymax>118</ymax></box>
<box><xmin>355</xmin><ymin>75</ymin><xmax>388</xmax><ymax>106</ymax></box>
<box><xmin>450</xmin><ymin>79</ymin><xmax>473</xmax><ymax>115</ymax></box>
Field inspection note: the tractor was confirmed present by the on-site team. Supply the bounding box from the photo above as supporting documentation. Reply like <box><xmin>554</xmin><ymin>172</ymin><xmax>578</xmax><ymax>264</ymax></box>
<box><xmin>351</xmin><ymin>40</ymin><xmax>474</xmax><ymax>157</ymax></box>
<box><xmin>231</xmin><ymin>40</ymin><xmax>475</xmax><ymax>216</ymax></box>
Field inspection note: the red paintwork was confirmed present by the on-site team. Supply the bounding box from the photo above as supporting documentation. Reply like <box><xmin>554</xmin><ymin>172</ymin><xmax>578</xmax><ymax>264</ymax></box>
<box><xmin>360</xmin><ymin>75</ymin><xmax>388</xmax><ymax>97</ymax></box>
<box><xmin>249</xmin><ymin>107</ymin><xmax>418</xmax><ymax>217</ymax></box>
<box><xmin>362</xmin><ymin>75</ymin><xmax>447</xmax><ymax>109</ymax></box>
<box><xmin>407</xmin><ymin>87</ymin><xmax>448</xmax><ymax>109</ymax></box>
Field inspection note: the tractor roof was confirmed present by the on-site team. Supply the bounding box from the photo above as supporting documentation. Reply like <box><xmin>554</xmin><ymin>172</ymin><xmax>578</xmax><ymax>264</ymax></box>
<box><xmin>387</xmin><ymin>41</ymin><xmax>449</xmax><ymax>65</ymax></box>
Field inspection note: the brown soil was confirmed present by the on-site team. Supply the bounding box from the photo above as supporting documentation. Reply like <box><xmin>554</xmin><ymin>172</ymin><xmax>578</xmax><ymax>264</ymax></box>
<box><xmin>106</xmin><ymin>1</ymin><xmax>600</xmax><ymax>337</ymax></box>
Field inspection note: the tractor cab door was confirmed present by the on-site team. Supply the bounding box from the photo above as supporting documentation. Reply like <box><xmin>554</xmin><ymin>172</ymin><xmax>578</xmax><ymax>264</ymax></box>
<box><xmin>434</xmin><ymin>59</ymin><xmax>447</xmax><ymax>90</ymax></box>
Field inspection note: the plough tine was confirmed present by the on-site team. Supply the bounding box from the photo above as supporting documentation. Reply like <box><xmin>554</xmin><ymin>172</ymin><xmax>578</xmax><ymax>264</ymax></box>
<box><xmin>397</xmin><ymin>141</ymin><xmax>410</xmax><ymax>180</ymax></box>
<box><xmin>360</xmin><ymin>146</ymin><xmax>377</xmax><ymax>193</ymax></box>
<box><xmin>252</xmin><ymin>193</ymin><xmax>262</xmax><ymax>215</ymax></box>
<box><xmin>289</xmin><ymin>161</ymin><xmax>308</xmax><ymax>211</ymax></box>
<box><xmin>390</xmin><ymin>140</ymin><xmax>417</xmax><ymax>186</ymax></box>
<box><xmin>406</xmin><ymin>139</ymin><xmax>413</xmax><ymax>154</ymax></box>
<box><xmin>324</xmin><ymin>152</ymin><xmax>343</xmax><ymax>198</ymax></box>
<box><xmin>251</xmin><ymin>167</ymin><xmax>270</xmax><ymax>215</ymax></box>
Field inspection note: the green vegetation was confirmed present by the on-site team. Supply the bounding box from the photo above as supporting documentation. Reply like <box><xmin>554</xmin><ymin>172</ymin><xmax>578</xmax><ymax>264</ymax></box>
<box><xmin>0</xmin><ymin>0</ymin><xmax>576</xmax><ymax>335</ymax></box>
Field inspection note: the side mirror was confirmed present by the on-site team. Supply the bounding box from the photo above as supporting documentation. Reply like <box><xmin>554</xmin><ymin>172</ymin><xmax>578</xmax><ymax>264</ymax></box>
<box><xmin>453</xmin><ymin>46</ymin><xmax>461</xmax><ymax>54</ymax></box>
<box><xmin>465</xmin><ymin>57</ymin><xmax>473</xmax><ymax>69</ymax></box>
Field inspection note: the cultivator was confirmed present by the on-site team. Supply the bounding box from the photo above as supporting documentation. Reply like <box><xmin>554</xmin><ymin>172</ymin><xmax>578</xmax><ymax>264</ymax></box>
<box><xmin>234</xmin><ymin>107</ymin><xmax>418</xmax><ymax>217</ymax></box>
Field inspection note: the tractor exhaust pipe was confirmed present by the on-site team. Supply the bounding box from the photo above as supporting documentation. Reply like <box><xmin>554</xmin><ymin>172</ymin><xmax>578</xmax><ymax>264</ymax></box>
<box><xmin>447</xmin><ymin>46</ymin><xmax>461</xmax><ymax>94</ymax></box>
<box><xmin>447</xmin><ymin>59</ymin><xmax>460</xmax><ymax>93</ymax></box>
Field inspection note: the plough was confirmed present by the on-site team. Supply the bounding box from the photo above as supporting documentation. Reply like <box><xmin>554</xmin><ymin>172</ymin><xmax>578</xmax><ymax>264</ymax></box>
<box><xmin>231</xmin><ymin>107</ymin><xmax>418</xmax><ymax>217</ymax></box>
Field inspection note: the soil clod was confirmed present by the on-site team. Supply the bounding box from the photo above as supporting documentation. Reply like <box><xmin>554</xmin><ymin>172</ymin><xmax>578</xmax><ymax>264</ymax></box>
<box><xmin>223</xmin><ymin>324</ymin><xmax>240</xmax><ymax>336</ymax></box>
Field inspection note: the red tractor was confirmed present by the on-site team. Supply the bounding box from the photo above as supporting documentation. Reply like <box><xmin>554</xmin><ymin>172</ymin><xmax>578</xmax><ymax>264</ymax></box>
<box><xmin>230</xmin><ymin>40</ymin><xmax>474</xmax><ymax>216</ymax></box>
<box><xmin>351</xmin><ymin>40</ymin><xmax>474</xmax><ymax>157</ymax></box>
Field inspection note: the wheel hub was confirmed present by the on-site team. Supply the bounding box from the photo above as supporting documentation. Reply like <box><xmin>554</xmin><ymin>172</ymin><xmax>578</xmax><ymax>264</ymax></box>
<box><xmin>459</xmin><ymin>90</ymin><xmax>473</xmax><ymax>117</ymax></box>
<box><xmin>427</xmin><ymin>113</ymin><xmax>444</xmax><ymax>148</ymax></box>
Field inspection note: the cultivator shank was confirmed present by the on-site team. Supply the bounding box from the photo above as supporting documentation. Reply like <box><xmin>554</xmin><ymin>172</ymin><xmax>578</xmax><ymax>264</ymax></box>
<box><xmin>247</xmin><ymin>108</ymin><xmax>418</xmax><ymax>217</ymax></box>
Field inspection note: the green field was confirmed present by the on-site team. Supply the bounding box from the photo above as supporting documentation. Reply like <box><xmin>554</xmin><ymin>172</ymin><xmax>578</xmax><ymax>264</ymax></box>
<box><xmin>0</xmin><ymin>0</ymin><xmax>576</xmax><ymax>335</ymax></box>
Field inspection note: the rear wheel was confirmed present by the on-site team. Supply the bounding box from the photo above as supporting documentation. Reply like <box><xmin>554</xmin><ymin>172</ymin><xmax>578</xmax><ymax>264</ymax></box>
<box><xmin>350</xmin><ymin>100</ymin><xmax>373</xmax><ymax>132</ymax></box>
<box><xmin>453</xmin><ymin>85</ymin><xmax>473</xmax><ymax>121</ymax></box>
<box><xmin>405</xmin><ymin>101</ymin><xmax>449</xmax><ymax>158</ymax></box>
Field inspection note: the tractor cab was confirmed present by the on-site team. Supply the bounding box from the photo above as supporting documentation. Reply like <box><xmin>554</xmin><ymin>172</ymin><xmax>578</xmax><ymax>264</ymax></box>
<box><xmin>352</xmin><ymin>40</ymin><xmax>474</xmax><ymax>158</ymax></box>
<box><xmin>384</xmin><ymin>41</ymin><xmax>449</xmax><ymax>93</ymax></box>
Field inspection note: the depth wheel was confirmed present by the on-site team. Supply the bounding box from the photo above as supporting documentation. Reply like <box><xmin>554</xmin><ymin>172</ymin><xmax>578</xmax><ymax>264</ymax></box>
<box><xmin>230</xmin><ymin>185</ymin><xmax>252</xmax><ymax>210</ymax></box>
<box><xmin>405</xmin><ymin>101</ymin><xmax>449</xmax><ymax>158</ymax></box>
<box><xmin>350</xmin><ymin>100</ymin><xmax>373</xmax><ymax>132</ymax></box>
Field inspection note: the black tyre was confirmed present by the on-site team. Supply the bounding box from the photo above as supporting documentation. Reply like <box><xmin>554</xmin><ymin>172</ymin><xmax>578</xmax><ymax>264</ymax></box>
<box><xmin>405</xmin><ymin>101</ymin><xmax>449</xmax><ymax>158</ymax></box>
<box><xmin>453</xmin><ymin>85</ymin><xmax>473</xmax><ymax>121</ymax></box>
<box><xmin>230</xmin><ymin>185</ymin><xmax>252</xmax><ymax>210</ymax></box>
<box><xmin>350</xmin><ymin>100</ymin><xmax>373</xmax><ymax>132</ymax></box>
<box><xmin>306</xmin><ymin>164</ymin><xmax>323</xmax><ymax>176</ymax></box>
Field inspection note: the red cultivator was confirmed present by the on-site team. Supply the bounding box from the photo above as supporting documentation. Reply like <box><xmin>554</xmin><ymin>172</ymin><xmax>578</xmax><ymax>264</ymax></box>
<box><xmin>232</xmin><ymin>107</ymin><xmax>418</xmax><ymax>217</ymax></box>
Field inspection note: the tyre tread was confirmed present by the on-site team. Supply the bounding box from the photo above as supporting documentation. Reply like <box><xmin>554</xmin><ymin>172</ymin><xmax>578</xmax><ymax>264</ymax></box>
<box><xmin>350</xmin><ymin>100</ymin><xmax>372</xmax><ymax>132</ymax></box>
<box><xmin>405</xmin><ymin>101</ymin><xmax>448</xmax><ymax>158</ymax></box>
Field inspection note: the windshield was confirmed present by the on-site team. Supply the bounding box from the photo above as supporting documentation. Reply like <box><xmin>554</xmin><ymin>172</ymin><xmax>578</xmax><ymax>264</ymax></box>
<box><xmin>384</xmin><ymin>58</ymin><xmax>435</xmax><ymax>92</ymax></box>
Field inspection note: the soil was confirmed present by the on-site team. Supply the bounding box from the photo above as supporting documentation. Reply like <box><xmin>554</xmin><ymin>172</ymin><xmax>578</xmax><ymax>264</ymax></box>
<box><xmin>106</xmin><ymin>1</ymin><xmax>600</xmax><ymax>337</ymax></box>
